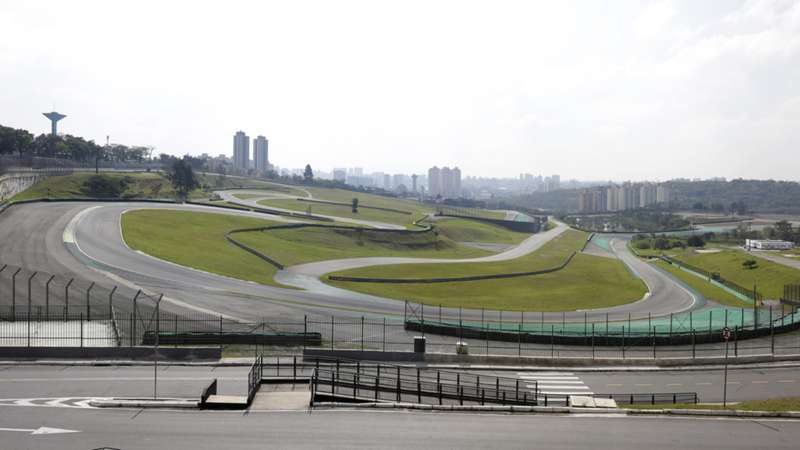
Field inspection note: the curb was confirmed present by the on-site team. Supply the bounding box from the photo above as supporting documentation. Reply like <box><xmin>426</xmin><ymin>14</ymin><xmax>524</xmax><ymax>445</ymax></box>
<box><xmin>89</xmin><ymin>398</ymin><xmax>199</xmax><ymax>409</ymax></box>
<box><xmin>313</xmin><ymin>401</ymin><xmax>618</xmax><ymax>414</ymax></box>
<box><xmin>626</xmin><ymin>408</ymin><xmax>800</xmax><ymax>419</ymax></box>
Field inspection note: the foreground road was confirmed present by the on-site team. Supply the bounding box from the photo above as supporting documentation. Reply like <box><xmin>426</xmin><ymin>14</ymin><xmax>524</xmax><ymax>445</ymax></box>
<box><xmin>1</xmin><ymin>404</ymin><xmax>799</xmax><ymax>449</ymax></box>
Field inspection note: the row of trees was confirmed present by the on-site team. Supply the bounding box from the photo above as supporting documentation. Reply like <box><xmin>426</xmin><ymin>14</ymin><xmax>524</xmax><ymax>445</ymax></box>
<box><xmin>0</xmin><ymin>124</ymin><xmax>153</xmax><ymax>163</ymax></box>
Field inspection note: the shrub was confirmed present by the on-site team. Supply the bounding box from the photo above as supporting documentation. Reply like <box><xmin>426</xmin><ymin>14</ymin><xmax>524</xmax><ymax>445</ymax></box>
<box><xmin>82</xmin><ymin>175</ymin><xmax>130</xmax><ymax>197</ymax></box>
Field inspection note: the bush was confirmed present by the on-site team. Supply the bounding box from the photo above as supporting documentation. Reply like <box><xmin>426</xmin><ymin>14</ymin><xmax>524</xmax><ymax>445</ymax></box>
<box><xmin>687</xmin><ymin>235</ymin><xmax>705</xmax><ymax>247</ymax></box>
<box><xmin>654</xmin><ymin>237</ymin><xmax>670</xmax><ymax>250</ymax></box>
<box><xmin>742</xmin><ymin>259</ymin><xmax>758</xmax><ymax>270</ymax></box>
<box><xmin>635</xmin><ymin>241</ymin><xmax>651</xmax><ymax>250</ymax></box>
<box><xmin>82</xmin><ymin>175</ymin><xmax>130</xmax><ymax>197</ymax></box>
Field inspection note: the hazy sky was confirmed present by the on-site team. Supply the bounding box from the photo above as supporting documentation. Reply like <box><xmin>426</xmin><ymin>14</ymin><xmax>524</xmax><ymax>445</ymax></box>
<box><xmin>1</xmin><ymin>1</ymin><xmax>798</xmax><ymax>181</ymax></box>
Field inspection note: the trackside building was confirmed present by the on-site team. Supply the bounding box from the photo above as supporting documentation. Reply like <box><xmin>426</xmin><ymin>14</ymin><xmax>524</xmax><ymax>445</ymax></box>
<box><xmin>745</xmin><ymin>239</ymin><xmax>794</xmax><ymax>250</ymax></box>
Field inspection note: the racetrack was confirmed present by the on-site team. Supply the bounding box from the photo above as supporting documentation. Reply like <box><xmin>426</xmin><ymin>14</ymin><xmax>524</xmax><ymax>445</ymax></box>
<box><xmin>0</xmin><ymin>191</ymin><xmax>701</xmax><ymax>325</ymax></box>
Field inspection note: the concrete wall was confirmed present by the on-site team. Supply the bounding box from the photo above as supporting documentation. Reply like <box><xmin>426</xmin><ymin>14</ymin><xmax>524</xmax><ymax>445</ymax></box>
<box><xmin>0</xmin><ymin>172</ymin><xmax>47</xmax><ymax>203</ymax></box>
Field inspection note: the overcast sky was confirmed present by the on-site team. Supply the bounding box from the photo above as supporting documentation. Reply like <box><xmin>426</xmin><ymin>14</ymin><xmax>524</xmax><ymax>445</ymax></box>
<box><xmin>1</xmin><ymin>0</ymin><xmax>798</xmax><ymax>181</ymax></box>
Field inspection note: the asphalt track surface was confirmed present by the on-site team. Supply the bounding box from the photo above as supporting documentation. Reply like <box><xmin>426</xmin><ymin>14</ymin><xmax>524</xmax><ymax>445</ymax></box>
<box><xmin>2</xmin><ymin>393</ymin><xmax>800</xmax><ymax>449</ymax></box>
<box><xmin>0</xmin><ymin>196</ymin><xmax>700</xmax><ymax>324</ymax></box>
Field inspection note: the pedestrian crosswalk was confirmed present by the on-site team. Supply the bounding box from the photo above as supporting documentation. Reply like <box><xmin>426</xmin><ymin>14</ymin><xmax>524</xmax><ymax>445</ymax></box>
<box><xmin>517</xmin><ymin>372</ymin><xmax>593</xmax><ymax>398</ymax></box>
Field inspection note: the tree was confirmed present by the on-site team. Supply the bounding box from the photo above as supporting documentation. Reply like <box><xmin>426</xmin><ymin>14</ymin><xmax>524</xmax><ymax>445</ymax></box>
<box><xmin>167</xmin><ymin>158</ymin><xmax>199</xmax><ymax>201</ymax></box>
<box><xmin>352</xmin><ymin>197</ymin><xmax>359</xmax><ymax>213</ymax></box>
<box><xmin>687</xmin><ymin>235</ymin><xmax>705</xmax><ymax>247</ymax></box>
<box><xmin>654</xmin><ymin>237</ymin><xmax>670</xmax><ymax>250</ymax></box>
<box><xmin>742</xmin><ymin>259</ymin><xmax>758</xmax><ymax>270</ymax></box>
<box><xmin>304</xmin><ymin>164</ymin><xmax>314</xmax><ymax>182</ymax></box>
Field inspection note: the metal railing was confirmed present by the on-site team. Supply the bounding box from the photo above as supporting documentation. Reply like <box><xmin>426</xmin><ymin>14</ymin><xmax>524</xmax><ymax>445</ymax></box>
<box><xmin>595</xmin><ymin>392</ymin><xmax>698</xmax><ymax>405</ymax></box>
<box><xmin>306</xmin><ymin>355</ymin><xmax>538</xmax><ymax>406</ymax></box>
<box><xmin>247</xmin><ymin>355</ymin><xmax>263</xmax><ymax>403</ymax></box>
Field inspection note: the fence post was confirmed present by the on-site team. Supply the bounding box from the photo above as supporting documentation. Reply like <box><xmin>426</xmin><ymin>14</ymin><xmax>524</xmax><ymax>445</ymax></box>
<box><xmin>584</xmin><ymin>311</ymin><xmax>587</xmax><ymax>335</ymax></box>
<box><xmin>45</xmin><ymin>275</ymin><xmax>55</xmax><ymax>318</ymax></box>
<box><xmin>219</xmin><ymin>315</ymin><xmax>223</xmax><ymax>352</ymax></box>
<box><xmin>770</xmin><ymin>306</ymin><xmax>775</xmax><ymax>355</ymax></box>
<box><xmin>709</xmin><ymin>310</ymin><xmax>712</xmax><ymax>334</ymax></box>
<box><xmin>518</xmin><ymin>323</ymin><xmax>522</xmax><ymax>356</ymax></box>
<box><xmin>652</xmin><ymin>326</ymin><xmax>656</xmax><ymax>359</ymax></box>
<box><xmin>331</xmin><ymin>316</ymin><xmax>334</xmax><ymax>350</ymax></box>
<box><xmin>303</xmin><ymin>315</ymin><xmax>307</xmax><ymax>350</ymax></box>
<box><xmin>621</xmin><ymin>326</ymin><xmax>625</xmax><ymax>359</ymax></box>
<box><xmin>108</xmin><ymin>286</ymin><xmax>117</xmax><ymax>320</ymax></box>
<box><xmin>361</xmin><ymin>316</ymin><xmax>365</xmax><ymax>351</ymax></box>
<box><xmin>734</xmin><ymin>326</ymin><xmax>738</xmax><ymax>357</ymax></box>
<box><xmin>65</xmin><ymin>278</ymin><xmax>74</xmax><ymax>319</ymax></box>
<box><xmin>550</xmin><ymin>324</ymin><xmax>555</xmax><ymax>358</ymax></box>
<box><xmin>692</xmin><ymin>330</ymin><xmax>696</xmax><ymax>359</ymax></box>
<box><xmin>606</xmin><ymin>312</ymin><xmax>609</xmax><ymax>336</ymax></box>
<box><xmin>80</xmin><ymin>312</ymin><xmax>84</xmax><ymax>348</ymax></box>
<box><xmin>11</xmin><ymin>268</ymin><xmax>21</xmax><ymax>320</ymax></box>
<box><xmin>403</xmin><ymin>300</ymin><xmax>407</xmax><ymax>323</ymax></box>
<box><xmin>396</xmin><ymin>367</ymin><xmax>401</xmax><ymax>402</ymax></box>
<box><xmin>132</xmin><ymin>290</ymin><xmax>140</xmax><ymax>346</ymax></box>
<box><xmin>591</xmin><ymin>323</ymin><xmax>595</xmax><ymax>359</ymax></box>
<box><xmin>382</xmin><ymin>317</ymin><xmax>386</xmax><ymax>352</ymax></box>
<box><xmin>27</xmin><ymin>272</ymin><xmax>37</xmax><ymax>344</ymax></box>
<box><xmin>86</xmin><ymin>282</ymin><xmax>94</xmax><ymax>322</ymax></box>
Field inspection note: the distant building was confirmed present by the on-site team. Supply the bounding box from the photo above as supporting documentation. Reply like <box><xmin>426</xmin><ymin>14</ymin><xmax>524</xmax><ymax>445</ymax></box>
<box><xmin>579</xmin><ymin>182</ymin><xmax>670</xmax><ymax>213</ymax></box>
<box><xmin>745</xmin><ymin>239</ymin><xmax>794</xmax><ymax>250</ymax></box>
<box><xmin>411</xmin><ymin>174</ymin><xmax>418</xmax><ymax>192</ymax></box>
<box><xmin>333</xmin><ymin>168</ymin><xmax>347</xmax><ymax>182</ymax></box>
<box><xmin>253</xmin><ymin>136</ymin><xmax>269</xmax><ymax>172</ymax></box>
<box><xmin>233</xmin><ymin>131</ymin><xmax>249</xmax><ymax>170</ymax></box>
<box><xmin>427</xmin><ymin>166</ymin><xmax>462</xmax><ymax>199</ymax></box>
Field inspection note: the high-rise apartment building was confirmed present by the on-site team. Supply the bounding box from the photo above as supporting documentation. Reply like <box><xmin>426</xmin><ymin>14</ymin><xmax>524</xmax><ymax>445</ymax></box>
<box><xmin>233</xmin><ymin>131</ymin><xmax>250</xmax><ymax>170</ymax></box>
<box><xmin>253</xmin><ymin>135</ymin><xmax>269</xmax><ymax>172</ymax></box>
<box><xmin>579</xmin><ymin>183</ymin><xmax>670</xmax><ymax>213</ymax></box>
<box><xmin>427</xmin><ymin>166</ymin><xmax>462</xmax><ymax>199</ymax></box>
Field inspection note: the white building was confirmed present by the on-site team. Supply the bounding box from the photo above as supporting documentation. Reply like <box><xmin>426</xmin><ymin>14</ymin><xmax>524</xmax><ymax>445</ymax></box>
<box><xmin>746</xmin><ymin>239</ymin><xmax>794</xmax><ymax>250</ymax></box>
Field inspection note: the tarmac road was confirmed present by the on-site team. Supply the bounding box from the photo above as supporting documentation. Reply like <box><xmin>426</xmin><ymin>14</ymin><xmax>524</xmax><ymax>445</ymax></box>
<box><xmin>1</xmin><ymin>399</ymin><xmax>799</xmax><ymax>450</ymax></box>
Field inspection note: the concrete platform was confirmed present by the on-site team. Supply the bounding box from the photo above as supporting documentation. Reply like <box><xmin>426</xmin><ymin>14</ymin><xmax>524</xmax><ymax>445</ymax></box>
<box><xmin>569</xmin><ymin>396</ymin><xmax>617</xmax><ymax>408</ymax></box>
<box><xmin>250</xmin><ymin>391</ymin><xmax>311</xmax><ymax>410</ymax></box>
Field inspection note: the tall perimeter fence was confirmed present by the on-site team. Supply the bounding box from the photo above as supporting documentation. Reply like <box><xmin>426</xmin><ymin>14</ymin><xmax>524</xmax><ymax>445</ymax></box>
<box><xmin>3</xmin><ymin>263</ymin><xmax>800</xmax><ymax>359</ymax></box>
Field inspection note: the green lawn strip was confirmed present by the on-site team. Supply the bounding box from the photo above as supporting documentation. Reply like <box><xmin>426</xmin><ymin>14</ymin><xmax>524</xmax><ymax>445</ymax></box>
<box><xmin>120</xmin><ymin>209</ymin><xmax>287</xmax><ymax>287</ymax></box>
<box><xmin>653</xmin><ymin>260</ymin><xmax>750</xmax><ymax>308</ymax></box>
<box><xmin>258</xmin><ymin>198</ymin><xmax>422</xmax><ymax>226</ymax></box>
<box><xmin>327</xmin><ymin>229</ymin><xmax>587</xmax><ymax>280</ymax></box>
<box><xmin>231</xmin><ymin>226</ymin><xmax>491</xmax><ymax>267</ymax></box>
<box><xmin>670</xmin><ymin>248</ymin><xmax>800</xmax><ymax>299</ymax></box>
<box><xmin>327</xmin><ymin>253</ymin><xmax>647</xmax><ymax>311</ymax></box>
<box><xmin>432</xmin><ymin>218</ymin><xmax>530</xmax><ymax>245</ymax></box>
<box><xmin>625</xmin><ymin>397</ymin><xmax>800</xmax><ymax>412</ymax></box>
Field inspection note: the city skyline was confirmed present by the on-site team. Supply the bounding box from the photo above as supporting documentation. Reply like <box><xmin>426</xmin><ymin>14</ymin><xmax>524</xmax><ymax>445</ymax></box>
<box><xmin>2</xmin><ymin>1</ymin><xmax>799</xmax><ymax>181</ymax></box>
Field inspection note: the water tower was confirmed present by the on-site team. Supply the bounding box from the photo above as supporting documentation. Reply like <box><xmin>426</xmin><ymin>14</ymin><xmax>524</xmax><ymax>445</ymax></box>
<box><xmin>43</xmin><ymin>111</ymin><xmax>66</xmax><ymax>136</ymax></box>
